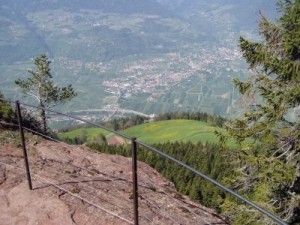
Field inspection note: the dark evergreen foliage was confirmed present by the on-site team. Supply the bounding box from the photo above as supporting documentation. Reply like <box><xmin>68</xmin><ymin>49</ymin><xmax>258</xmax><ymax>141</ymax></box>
<box><xmin>154</xmin><ymin>111</ymin><xmax>226</xmax><ymax>127</ymax></box>
<box><xmin>219</xmin><ymin>1</ymin><xmax>300</xmax><ymax>224</ymax></box>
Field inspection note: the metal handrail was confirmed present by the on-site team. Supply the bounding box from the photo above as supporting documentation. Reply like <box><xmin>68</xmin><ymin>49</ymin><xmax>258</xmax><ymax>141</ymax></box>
<box><xmin>19</xmin><ymin>101</ymin><xmax>132</xmax><ymax>140</ymax></box>
<box><xmin>0</xmin><ymin>97</ymin><xmax>288</xmax><ymax>225</ymax></box>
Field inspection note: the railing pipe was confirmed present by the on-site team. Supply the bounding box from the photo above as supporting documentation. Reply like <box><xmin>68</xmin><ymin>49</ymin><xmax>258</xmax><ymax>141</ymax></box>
<box><xmin>19</xmin><ymin>102</ymin><xmax>132</xmax><ymax>141</ymax></box>
<box><xmin>131</xmin><ymin>138</ymin><xmax>139</xmax><ymax>225</ymax></box>
<box><xmin>15</xmin><ymin>101</ymin><xmax>33</xmax><ymax>190</ymax></box>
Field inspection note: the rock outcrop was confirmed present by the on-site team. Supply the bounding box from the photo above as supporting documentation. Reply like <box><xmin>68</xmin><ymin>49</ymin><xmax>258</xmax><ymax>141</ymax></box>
<box><xmin>0</xmin><ymin>139</ymin><xmax>228</xmax><ymax>225</ymax></box>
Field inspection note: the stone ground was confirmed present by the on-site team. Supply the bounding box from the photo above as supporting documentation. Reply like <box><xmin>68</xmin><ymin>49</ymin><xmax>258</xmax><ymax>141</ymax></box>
<box><xmin>0</xmin><ymin>135</ymin><xmax>228</xmax><ymax>225</ymax></box>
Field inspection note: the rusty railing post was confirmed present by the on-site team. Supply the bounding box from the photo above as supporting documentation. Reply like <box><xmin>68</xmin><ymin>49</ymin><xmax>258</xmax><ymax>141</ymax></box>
<box><xmin>16</xmin><ymin>101</ymin><xmax>33</xmax><ymax>190</ymax></box>
<box><xmin>131</xmin><ymin>137</ymin><xmax>139</xmax><ymax>225</ymax></box>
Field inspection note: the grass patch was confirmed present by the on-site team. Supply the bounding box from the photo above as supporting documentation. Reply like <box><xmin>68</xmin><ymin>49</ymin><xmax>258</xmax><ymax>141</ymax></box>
<box><xmin>58</xmin><ymin>119</ymin><xmax>243</xmax><ymax>147</ymax></box>
<box><xmin>122</xmin><ymin>119</ymin><xmax>235</xmax><ymax>146</ymax></box>
<box><xmin>58</xmin><ymin>127</ymin><xmax>111</xmax><ymax>141</ymax></box>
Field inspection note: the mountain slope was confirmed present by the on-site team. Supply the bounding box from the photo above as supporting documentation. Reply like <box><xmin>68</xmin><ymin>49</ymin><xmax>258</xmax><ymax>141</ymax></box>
<box><xmin>0</xmin><ymin>0</ymin><xmax>192</xmax><ymax>64</ymax></box>
<box><xmin>0</xmin><ymin>0</ymin><xmax>278</xmax><ymax>116</ymax></box>
<box><xmin>0</xmin><ymin>0</ymin><xmax>277</xmax><ymax>65</ymax></box>
<box><xmin>1</xmin><ymin>0</ymin><xmax>172</xmax><ymax>16</ymax></box>
<box><xmin>0</xmin><ymin>137</ymin><xmax>227</xmax><ymax>224</ymax></box>
<box><xmin>157</xmin><ymin>0</ymin><xmax>277</xmax><ymax>41</ymax></box>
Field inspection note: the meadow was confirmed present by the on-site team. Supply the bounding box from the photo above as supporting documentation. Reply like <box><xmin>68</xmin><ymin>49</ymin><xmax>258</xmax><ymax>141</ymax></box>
<box><xmin>58</xmin><ymin>127</ymin><xmax>110</xmax><ymax>141</ymax></box>
<box><xmin>121</xmin><ymin>119</ymin><xmax>236</xmax><ymax>144</ymax></box>
<box><xmin>58</xmin><ymin>119</ymin><xmax>238</xmax><ymax>146</ymax></box>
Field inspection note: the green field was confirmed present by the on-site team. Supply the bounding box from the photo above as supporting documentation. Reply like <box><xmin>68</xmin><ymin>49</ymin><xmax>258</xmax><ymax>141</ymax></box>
<box><xmin>58</xmin><ymin>119</ymin><xmax>237</xmax><ymax>145</ymax></box>
<box><xmin>58</xmin><ymin>127</ymin><xmax>110</xmax><ymax>141</ymax></box>
<box><xmin>122</xmin><ymin>119</ymin><xmax>227</xmax><ymax>144</ymax></box>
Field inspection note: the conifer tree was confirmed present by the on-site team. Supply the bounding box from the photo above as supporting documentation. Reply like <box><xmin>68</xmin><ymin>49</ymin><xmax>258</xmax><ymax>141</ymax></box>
<box><xmin>220</xmin><ymin>0</ymin><xmax>300</xmax><ymax>223</ymax></box>
<box><xmin>15</xmin><ymin>54</ymin><xmax>77</xmax><ymax>133</ymax></box>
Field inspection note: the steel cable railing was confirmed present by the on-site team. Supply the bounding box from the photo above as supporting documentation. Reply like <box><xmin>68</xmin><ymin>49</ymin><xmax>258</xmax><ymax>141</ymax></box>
<box><xmin>0</xmin><ymin>97</ymin><xmax>288</xmax><ymax>225</ymax></box>
<box><xmin>31</xmin><ymin>160</ymin><xmax>136</xmax><ymax>217</ymax></box>
<box><xmin>0</xmin><ymin>161</ymin><xmax>134</xmax><ymax>225</ymax></box>
<box><xmin>19</xmin><ymin>101</ymin><xmax>132</xmax><ymax>140</ymax></box>
<box><xmin>34</xmin><ymin>166</ymin><xmax>137</xmax><ymax>222</ymax></box>
<box><xmin>28</xmin><ymin>150</ymin><xmax>200</xmax><ymax>223</ymax></box>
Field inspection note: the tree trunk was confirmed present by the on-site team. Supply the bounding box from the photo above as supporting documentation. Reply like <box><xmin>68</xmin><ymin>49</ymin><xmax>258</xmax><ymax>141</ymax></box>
<box><xmin>40</xmin><ymin>102</ymin><xmax>47</xmax><ymax>134</ymax></box>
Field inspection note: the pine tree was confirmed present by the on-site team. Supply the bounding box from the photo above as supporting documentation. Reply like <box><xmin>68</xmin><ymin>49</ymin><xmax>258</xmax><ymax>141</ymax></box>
<box><xmin>15</xmin><ymin>54</ymin><xmax>77</xmax><ymax>133</ymax></box>
<box><xmin>220</xmin><ymin>1</ymin><xmax>300</xmax><ymax>224</ymax></box>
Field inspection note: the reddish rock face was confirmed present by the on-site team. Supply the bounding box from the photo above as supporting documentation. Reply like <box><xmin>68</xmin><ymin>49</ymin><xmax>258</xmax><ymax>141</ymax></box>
<box><xmin>0</xmin><ymin>140</ymin><xmax>228</xmax><ymax>225</ymax></box>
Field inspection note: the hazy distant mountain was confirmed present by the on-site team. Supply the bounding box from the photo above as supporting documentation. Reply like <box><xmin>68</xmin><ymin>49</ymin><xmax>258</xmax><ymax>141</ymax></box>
<box><xmin>0</xmin><ymin>0</ymin><xmax>277</xmax><ymax>64</ymax></box>
<box><xmin>1</xmin><ymin>0</ymin><xmax>200</xmax><ymax>64</ymax></box>
<box><xmin>157</xmin><ymin>0</ymin><xmax>277</xmax><ymax>19</ymax></box>
<box><xmin>1</xmin><ymin>0</ymin><xmax>172</xmax><ymax>15</ymax></box>
<box><xmin>157</xmin><ymin>0</ymin><xmax>278</xmax><ymax>37</ymax></box>
<box><xmin>0</xmin><ymin>0</ymin><xmax>279</xmax><ymax>116</ymax></box>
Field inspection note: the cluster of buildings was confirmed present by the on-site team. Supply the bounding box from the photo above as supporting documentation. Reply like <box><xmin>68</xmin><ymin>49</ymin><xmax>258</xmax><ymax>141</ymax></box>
<box><xmin>102</xmin><ymin>45</ymin><xmax>243</xmax><ymax>100</ymax></box>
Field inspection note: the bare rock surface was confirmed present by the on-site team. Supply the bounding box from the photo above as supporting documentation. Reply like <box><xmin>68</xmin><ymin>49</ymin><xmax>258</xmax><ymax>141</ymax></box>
<box><xmin>0</xmin><ymin>139</ymin><xmax>228</xmax><ymax>225</ymax></box>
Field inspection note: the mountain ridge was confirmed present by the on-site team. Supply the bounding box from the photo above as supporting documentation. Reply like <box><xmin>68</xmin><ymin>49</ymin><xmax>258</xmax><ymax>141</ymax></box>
<box><xmin>1</xmin><ymin>0</ymin><xmax>173</xmax><ymax>16</ymax></box>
